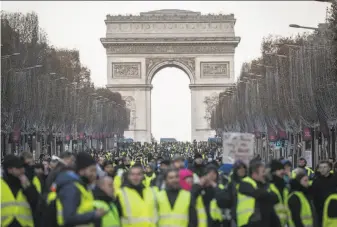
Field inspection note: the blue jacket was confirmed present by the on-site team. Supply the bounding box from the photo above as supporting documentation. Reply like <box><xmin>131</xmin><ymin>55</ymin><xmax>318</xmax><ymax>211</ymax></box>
<box><xmin>55</xmin><ymin>171</ymin><xmax>97</xmax><ymax>226</ymax></box>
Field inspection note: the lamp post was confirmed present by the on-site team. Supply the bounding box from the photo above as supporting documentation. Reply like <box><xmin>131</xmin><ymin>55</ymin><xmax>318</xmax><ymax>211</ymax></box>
<box><xmin>314</xmin><ymin>0</ymin><xmax>335</xmax><ymax>3</ymax></box>
<box><xmin>289</xmin><ymin>24</ymin><xmax>319</xmax><ymax>31</ymax></box>
<box><xmin>1</xmin><ymin>52</ymin><xmax>20</xmax><ymax>60</ymax></box>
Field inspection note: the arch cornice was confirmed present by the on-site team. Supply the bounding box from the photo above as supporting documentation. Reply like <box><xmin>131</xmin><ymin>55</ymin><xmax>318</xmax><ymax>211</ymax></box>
<box><xmin>146</xmin><ymin>58</ymin><xmax>195</xmax><ymax>84</ymax></box>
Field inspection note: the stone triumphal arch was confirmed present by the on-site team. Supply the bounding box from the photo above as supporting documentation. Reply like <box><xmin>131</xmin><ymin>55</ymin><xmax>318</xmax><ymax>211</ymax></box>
<box><xmin>101</xmin><ymin>9</ymin><xmax>240</xmax><ymax>142</ymax></box>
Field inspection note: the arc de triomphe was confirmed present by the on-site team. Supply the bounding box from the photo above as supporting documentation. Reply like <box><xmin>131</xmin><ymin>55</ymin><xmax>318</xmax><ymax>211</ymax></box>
<box><xmin>101</xmin><ymin>9</ymin><xmax>240</xmax><ymax>142</ymax></box>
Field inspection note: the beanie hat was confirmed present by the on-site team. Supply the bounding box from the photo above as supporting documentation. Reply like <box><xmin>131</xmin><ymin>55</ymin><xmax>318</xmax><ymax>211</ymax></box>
<box><xmin>194</xmin><ymin>153</ymin><xmax>202</xmax><ymax>159</ymax></box>
<box><xmin>3</xmin><ymin>154</ymin><xmax>24</xmax><ymax>170</ymax></box>
<box><xmin>270</xmin><ymin>160</ymin><xmax>284</xmax><ymax>173</ymax></box>
<box><xmin>206</xmin><ymin>164</ymin><xmax>218</xmax><ymax>174</ymax></box>
<box><xmin>281</xmin><ymin>159</ymin><xmax>292</xmax><ymax>167</ymax></box>
<box><xmin>76</xmin><ymin>152</ymin><xmax>96</xmax><ymax>171</ymax></box>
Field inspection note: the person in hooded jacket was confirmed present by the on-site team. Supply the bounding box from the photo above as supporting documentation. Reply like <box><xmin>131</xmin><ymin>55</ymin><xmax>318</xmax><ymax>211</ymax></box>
<box><xmin>288</xmin><ymin>169</ymin><xmax>318</xmax><ymax>227</ymax></box>
<box><xmin>52</xmin><ymin>152</ymin><xmax>106</xmax><ymax>227</ymax></box>
<box><xmin>151</xmin><ymin>159</ymin><xmax>170</xmax><ymax>191</ymax></box>
<box><xmin>1</xmin><ymin>154</ymin><xmax>40</xmax><ymax>227</ymax></box>
<box><xmin>202</xmin><ymin>164</ymin><xmax>226</xmax><ymax>227</ymax></box>
<box><xmin>43</xmin><ymin>151</ymin><xmax>75</xmax><ymax>194</ymax></box>
<box><xmin>179</xmin><ymin>168</ymin><xmax>208</xmax><ymax>227</ymax></box>
<box><xmin>189</xmin><ymin>153</ymin><xmax>206</xmax><ymax>183</ymax></box>
<box><xmin>224</xmin><ymin>160</ymin><xmax>247</xmax><ymax>225</ymax></box>
<box><xmin>236</xmin><ymin>160</ymin><xmax>278</xmax><ymax>227</ymax></box>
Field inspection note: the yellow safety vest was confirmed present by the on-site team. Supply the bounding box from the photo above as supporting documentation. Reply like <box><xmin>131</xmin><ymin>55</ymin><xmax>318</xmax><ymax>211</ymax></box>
<box><xmin>157</xmin><ymin>190</ymin><xmax>190</xmax><ymax>227</ymax></box>
<box><xmin>196</xmin><ymin>195</ymin><xmax>207</xmax><ymax>227</ymax></box>
<box><xmin>117</xmin><ymin>186</ymin><xmax>157</xmax><ymax>227</ymax></box>
<box><xmin>1</xmin><ymin>178</ymin><xmax>34</xmax><ymax>227</ymax></box>
<box><xmin>93</xmin><ymin>200</ymin><xmax>120</xmax><ymax>227</ymax></box>
<box><xmin>56</xmin><ymin>182</ymin><xmax>94</xmax><ymax>227</ymax></box>
<box><xmin>210</xmin><ymin>199</ymin><xmax>223</xmax><ymax>221</ymax></box>
<box><xmin>292</xmin><ymin>167</ymin><xmax>314</xmax><ymax>186</ymax></box>
<box><xmin>288</xmin><ymin>191</ymin><xmax>313</xmax><ymax>227</ymax></box>
<box><xmin>32</xmin><ymin>176</ymin><xmax>41</xmax><ymax>193</ymax></box>
<box><xmin>114</xmin><ymin>169</ymin><xmax>126</xmax><ymax>192</ymax></box>
<box><xmin>292</xmin><ymin>167</ymin><xmax>314</xmax><ymax>178</ymax></box>
<box><xmin>143</xmin><ymin>173</ymin><xmax>156</xmax><ymax>188</ymax></box>
<box><xmin>236</xmin><ymin>177</ymin><xmax>257</xmax><ymax>227</ymax></box>
<box><xmin>269</xmin><ymin>183</ymin><xmax>289</xmax><ymax>227</ymax></box>
<box><xmin>323</xmin><ymin>193</ymin><xmax>337</xmax><ymax>227</ymax></box>
<box><xmin>210</xmin><ymin>184</ymin><xmax>226</xmax><ymax>222</ymax></box>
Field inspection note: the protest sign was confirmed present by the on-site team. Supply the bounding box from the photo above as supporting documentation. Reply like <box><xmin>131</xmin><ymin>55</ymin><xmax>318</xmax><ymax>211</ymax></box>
<box><xmin>222</xmin><ymin>132</ymin><xmax>255</xmax><ymax>166</ymax></box>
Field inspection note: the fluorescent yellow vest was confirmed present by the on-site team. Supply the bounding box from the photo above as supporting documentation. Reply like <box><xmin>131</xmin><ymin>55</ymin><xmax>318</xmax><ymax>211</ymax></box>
<box><xmin>196</xmin><ymin>195</ymin><xmax>207</xmax><ymax>227</ymax></box>
<box><xmin>117</xmin><ymin>186</ymin><xmax>157</xmax><ymax>227</ymax></box>
<box><xmin>32</xmin><ymin>176</ymin><xmax>41</xmax><ymax>193</ymax></box>
<box><xmin>114</xmin><ymin>169</ymin><xmax>126</xmax><ymax>192</ymax></box>
<box><xmin>269</xmin><ymin>183</ymin><xmax>289</xmax><ymax>227</ymax></box>
<box><xmin>210</xmin><ymin>184</ymin><xmax>225</xmax><ymax>222</ymax></box>
<box><xmin>1</xmin><ymin>178</ymin><xmax>34</xmax><ymax>227</ymax></box>
<box><xmin>288</xmin><ymin>191</ymin><xmax>313</xmax><ymax>227</ymax></box>
<box><xmin>323</xmin><ymin>193</ymin><xmax>337</xmax><ymax>227</ymax></box>
<box><xmin>210</xmin><ymin>199</ymin><xmax>223</xmax><ymax>221</ymax></box>
<box><xmin>157</xmin><ymin>190</ymin><xmax>190</xmax><ymax>227</ymax></box>
<box><xmin>236</xmin><ymin>177</ymin><xmax>257</xmax><ymax>227</ymax></box>
<box><xmin>292</xmin><ymin>167</ymin><xmax>314</xmax><ymax>185</ymax></box>
<box><xmin>93</xmin><ymin>200</ymin><xmax>121</xmax><ymax>227</ymax></box>
<box><xmin>143</xmin><ymin>173</ymin><xmax>156</xmax><ymax>188</ymax></box>
<box><xmin>56</xmin><ymin>182</ymin><xmax>94</xmax><ymax>227</ymax></box>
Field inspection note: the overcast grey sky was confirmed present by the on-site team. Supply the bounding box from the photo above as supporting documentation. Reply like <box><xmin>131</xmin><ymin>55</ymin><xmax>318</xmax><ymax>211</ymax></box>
<box><xmin>2</xmin><ymin>1</ymin><xmax>327</xmax><ymax>141</ymax></box>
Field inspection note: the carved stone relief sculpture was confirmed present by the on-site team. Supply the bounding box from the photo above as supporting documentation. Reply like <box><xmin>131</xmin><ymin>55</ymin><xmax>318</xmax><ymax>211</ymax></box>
<box><xmin>107</xmin><ymin>22</ymin><xmax>234</xmax><ymax>33</ymax></box>
<box><xmin>146</xmin><ymin>57</ymin><xmax>195</xmax><ymax>77</ymax></box>
<box><xmin>106</xmin><ymin>44</ymin><xmax>235</xmax><ymax>55</ymax></box>
<box><xmin>204</xmin><ymin>93</ymin><xmax>219</xmax><ymax>127</ymax></box>
<box><xmin>201</xmin><ymin>62</ymin><xmax>230</xmax><ymax>78</ymax></box>
<box><xmin>112</xmin><ymin>62</ymin><xmax>141</xmax><ymax>78</ymax></box>
<box><xmin>122</xmin><ymin>96</ymin><xmax>136</xmax><ymax>129</ymax></box>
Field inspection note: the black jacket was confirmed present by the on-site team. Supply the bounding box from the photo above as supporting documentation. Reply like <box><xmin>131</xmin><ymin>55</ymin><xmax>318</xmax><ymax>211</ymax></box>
<box><xmin>269</xmin><ymin>175</ymin><xmax>287</xmax><ymax>227</ymax></box>
<box><xmin>310</xmin><ymin>173</ymin><xmax>337</xmax><ymax>227</ymax></box>
<box><xmin>2</xmin><ymin>172</ymin><xmax>40</xmax><ymax>227</ymax></box>
<box><xmin>238</xmin><ymin>178</ymin><xmax>279</xmax><ymax>227</ymax></box>
<box><xmin>288</xmin><ymin>180</ymin><xmax>318</xmax><ymax>227</ymax></box>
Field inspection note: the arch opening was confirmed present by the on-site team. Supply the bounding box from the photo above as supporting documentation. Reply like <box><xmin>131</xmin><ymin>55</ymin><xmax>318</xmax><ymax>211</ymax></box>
<box><xmin>147</xmin><ymin>60</ymin><xmax>195</xmax><ymax>84</ymax></box>
<box><xmin>151</xmin><ymin>67</ymin><xmax>191</xmax><ymax>142</ymax></box>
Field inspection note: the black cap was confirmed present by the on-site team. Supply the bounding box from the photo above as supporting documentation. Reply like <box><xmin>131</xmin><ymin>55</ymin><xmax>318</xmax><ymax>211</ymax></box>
<box><xmin>3</xmin><ymin>154</ymin><xmax>24</xmax><ymax>170</ymax></box>
<box><xmin>75</xmin><ymin>152</ymin><xmax>96</xmax><ymax>171</ymax></box>
<box><xmin>270</xmin><ymin>160</ymin><xmax>284</xmax><ymax>173</ymax></box>
<box><xmin>161</xmin><ymin>160</ymin><xmax>171</xmax><ymax>166</ymax></box>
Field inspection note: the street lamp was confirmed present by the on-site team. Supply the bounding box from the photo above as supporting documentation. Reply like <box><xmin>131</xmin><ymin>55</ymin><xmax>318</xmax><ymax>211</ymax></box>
<box><xmin>289</xmin><ymin>24</ymin><xmax>318</xmax><ymax>31</ymax></box>
<box><xmin>1</xmin><ymin>52</ymin><xmax>20</xmax><ymax>60</ymax></box>
<box><xmin>315</xmin><ymin>0</ymin><xmax>335</xmax><ymax>3</ymax></box>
